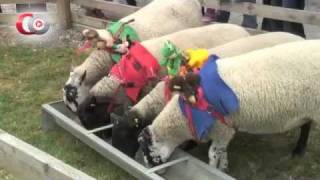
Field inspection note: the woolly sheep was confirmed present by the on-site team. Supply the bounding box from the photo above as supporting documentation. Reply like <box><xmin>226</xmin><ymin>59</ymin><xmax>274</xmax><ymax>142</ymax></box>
<box><xmin>138</xmin><ymin>40</ymin><xmax>320</xmax><ymax>171</ymax></box>
<box><xmin>77</xmin><ymin>24</ymin><xmax>249</xmax><ymax>129</ymax></box>
<box><xmin>111</xmin><ymin>32</ymin><xmax>304</xmax><ymax>157</ymax></box>
<box><xmin>125</xmin><ymin>32</ymin><xmax>305</xmax><ymax>126</ymax></box>
<box><xmin>63</xmin><ymin>50</ymin><xmax>112</xmax><ymax>112</ymax></box>
<box><xmin>89</xmin><ymin>24</ymin><xmax>249</xmax><ymax>98</ymax></box>
<box><xmin>64</xmin><ymin>0</ymin><xmax>204</xmax><ymax>113</ymax></box>
<box><xmin>83</xmin><ymin>0</ymin><xmax>204</xmax><ymax>50</ymax></box>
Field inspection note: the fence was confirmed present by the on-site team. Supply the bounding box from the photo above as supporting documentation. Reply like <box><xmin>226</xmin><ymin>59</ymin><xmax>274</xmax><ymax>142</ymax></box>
<box><xmin>0</xmin><ymin>0</ymin><xmax>319</xmax><ymax>31</ymax></box>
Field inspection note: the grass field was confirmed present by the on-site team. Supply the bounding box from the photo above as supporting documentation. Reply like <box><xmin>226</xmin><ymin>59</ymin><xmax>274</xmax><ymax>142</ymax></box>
<box><xmin>1</xmin><ymin>44</ymin><xmax>320</xmax><ymax>180</ymax></box>
<box><xmin>0</xmin><ymin>45</ymin><xmax>134</xmax><ymax>180</ymax></box>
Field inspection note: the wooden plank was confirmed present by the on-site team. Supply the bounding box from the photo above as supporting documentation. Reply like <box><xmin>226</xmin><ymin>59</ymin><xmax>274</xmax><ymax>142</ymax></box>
<box><xmin>71</xmin><ymin>0</ymin><xmax>139</xmax><ymax>20</ymax></box>
<box><xmin>0</xmin><ymin>0</ymin><xmax>55</xmax><ymax>4</ymax></box>
<box><xmin>0</xmin><ymin>12</ymin><xmax>57</xmax><ymax>25</ymax></box>
<box><xmin>206</xmin><ymin>2</ymin><xmax>320</xmax><ymax>26</ymax></box>
<box><xmin>71</xmin><ymin>12</ymin><xmax>108</xmax><ymax>29</ymax></box>
<box><xmin>42</xmin><ymin>101</ymin><xmax>236</xmax><ymax>180</ymax></box>
<box><xmin>42</xmin><ymin>103</ymin><xmax>164</xmax><ymax>180</ymax></box>
<box><xmin>0</xmin><ymin>129</ymin><xmax>96</xmax><ymax>180</ymax></box>
<box><xmin>56</xmin><ymin>0</ymin><xmax>72</xmax><ymax>29</ymax></box>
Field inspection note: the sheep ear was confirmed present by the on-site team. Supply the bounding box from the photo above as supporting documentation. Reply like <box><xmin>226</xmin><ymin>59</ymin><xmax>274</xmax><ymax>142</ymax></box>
<box><xmin>80</xmin><ymin>70</ymin><xmax>87</xmax><ymax>85</ymax></box>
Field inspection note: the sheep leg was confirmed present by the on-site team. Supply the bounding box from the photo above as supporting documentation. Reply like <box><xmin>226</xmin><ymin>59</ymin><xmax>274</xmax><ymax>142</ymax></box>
<box><xmin>208</xmin><ymin>123</ymin><xmax>235</xmax><ymax>171</ymax></box>
<box><xmin>292</xmin><ymin>121</ymin><xmax>311</xmax><ymax>157</ymax></box>
<box><xmin>208</xmin><ymin>143</ymin><xmax>229</xmax><ymax>171</ymax></box>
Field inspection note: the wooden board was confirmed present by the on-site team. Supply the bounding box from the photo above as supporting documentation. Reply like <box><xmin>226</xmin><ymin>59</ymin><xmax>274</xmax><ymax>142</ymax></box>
<box><xmin>41</xmin><ymin>101</ymin><xmax>235</xmax><ymax>180</ymax></box>
<box><xmin>71</xmin><ymin>12</ymin><xmax>108</xmax><ymax>29</ymax></box>
<box><xmin>206</xmin><ymin>1</ymin><xmax>320</xmax><ymax>26</ymax></box>
<box><xmin>71</xmin><ymin>0</ymin><xmax>139</xmax><ymax>20</ymax></box>
<box><xmin>0</xmin><ymin>129</ymin><xmax>96</xmax><ymax>180</ymax></box>
<box><xmin>0</xmin><ymin>0</ymin><xmax>55</xmax><ymax>4</ymax></box>
<box><xmin>56</xmin><ymin>0</ymin><xmax>72</xmax><ymax>29</ymax></box>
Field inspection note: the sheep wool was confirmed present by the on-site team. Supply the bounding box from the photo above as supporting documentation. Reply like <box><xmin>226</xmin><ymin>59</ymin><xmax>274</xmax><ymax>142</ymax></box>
<box><xmin>144</xmin><ymin>40</ymin><xmax>320</xmax><ymax>170</ymax></box>
<box><xmin>94</xmin><ymin>0</ymin><xmax>204</xmax><ymax>47</ymax></box>
<box><xmin>129</xmin><ymin>32</ymin><xmax>304</xmax><ymax>126</ymax></box>
<box><xmin>89</xmin><ymin>24</ymin><xmax>250</xmax><ymax>99</ymax></box>
<box><xmin>64</xmin><ymin>0</ymin><xmax>205</xmax><ymax>112</ymax></box>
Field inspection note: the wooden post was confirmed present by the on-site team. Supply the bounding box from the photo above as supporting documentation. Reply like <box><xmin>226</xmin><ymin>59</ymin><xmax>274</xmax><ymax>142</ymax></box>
<box><xmin>56</xmin><ymin>0</ymin><xmax>72</xmax><ymax>29</ymax></box>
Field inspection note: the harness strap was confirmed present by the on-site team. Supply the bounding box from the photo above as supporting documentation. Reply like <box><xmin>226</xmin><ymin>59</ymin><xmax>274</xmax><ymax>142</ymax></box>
<box><xmin>163</xmin><ymin>77</ymin><xmax>172</xmax><ymax>103</ymax></box>
<box><xmin>208</xmin><ymin>106</ymin><xmax>228</xmax><ymax>126</ymax></box>
<box><xmin>183</xmin><ymin>98</ymin><xmax>229</xmax><ymax>141</ymax></box>
<box><xmin>184</xmin><ymin>101</ymin><xmax>199</xmax><ymax>141</ymax></box>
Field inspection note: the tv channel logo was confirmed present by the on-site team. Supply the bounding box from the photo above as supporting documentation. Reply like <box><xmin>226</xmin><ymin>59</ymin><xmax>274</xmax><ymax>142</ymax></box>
<box><xmin>16</xmin><ymin>13</ymin><xmax>50</xmax><ymax>35</ymax></box>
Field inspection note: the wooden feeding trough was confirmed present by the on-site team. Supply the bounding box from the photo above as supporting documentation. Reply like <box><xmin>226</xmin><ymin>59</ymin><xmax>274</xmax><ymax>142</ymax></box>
<box><xmin>42</xmin><ymin>101</ymin><xmax>235</xmax><ymax>180</ymax></box>
<box><xmin>0</xmin><ymin>129</ymin><xmax>96</xmax><ymax>180</ymax></box>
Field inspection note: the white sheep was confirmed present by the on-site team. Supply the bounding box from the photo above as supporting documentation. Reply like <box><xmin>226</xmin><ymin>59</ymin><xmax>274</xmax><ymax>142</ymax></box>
<box><xmin>63</xmin><ymin>50</ymin><xmax>112</xmax><ymax>112</ymax></box>
<box><xmin>138</xmin><ymin>40</ymin><xmax>320</xmax><ymax>171</ymax></box>
<box><xmin>89</xmin><ymin>24</ymin><xmax>250</xmax><ymax>99</ymax></box>
<box><xmin>87</xmin><ymin>32</ymin><xmax>304</xmax><ymax>157</ymax></box>
<box><xmin>128</xmin><ymin>32</ymin><xmax>304</xmax><ymax>125</ymax></box>
<box><xmin>64</xmin><ymin>0</ymin><xmax>205</xmax><ymax>112</ymax></box>
<box><xmin>83</xmin><ymin>0</ymin><xmax>204</xmax><ymax>50</ymax></box>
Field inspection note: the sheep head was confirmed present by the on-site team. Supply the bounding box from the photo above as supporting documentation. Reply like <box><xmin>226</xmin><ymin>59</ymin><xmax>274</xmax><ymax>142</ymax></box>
<box><xmin>112</xmin><ymin>109</ymin><xmax>152</xmax><ymax>158</ymax></box>
<box><xmin>77</xmin><ymin>95</ymin><xmax>111</xmax><ymax>130</ymax></box>
<box><xmin>138</xmin><ymin>126</ymin><xmax>175</xmax><ymax>167</ymax></box>
<box><xmin>63</xmin><ymin>70</ymin><xmax>89</xmax><ymax>112</ymax></box>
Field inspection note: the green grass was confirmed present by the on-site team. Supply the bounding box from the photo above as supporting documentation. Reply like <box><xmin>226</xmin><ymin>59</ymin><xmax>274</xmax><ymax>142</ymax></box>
<box><xmin>1</xmin><ymin>44</ymin><xmax>320</xmax><ymax>180</ymax></box>
<box><xmin>0</xmin><ymin>168</ymin><xmax>15</xmax><ymax>180</ymax></box>
<box><xmin>0</xmin><ymin>45</ymin><xmax>134</xmax><ymax>180</ymax></box>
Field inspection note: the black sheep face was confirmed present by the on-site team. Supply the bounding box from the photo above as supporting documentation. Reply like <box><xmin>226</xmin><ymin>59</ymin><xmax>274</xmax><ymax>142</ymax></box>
<box><xmin>138</xmin><ymin>127</ymin><xmax>163</xmax><ymax>167</ymax></box>
<box><xmin>112</xmin><ymin>110</ymin><xmax>150</xmax><ymax>158</ymax></box>
<box><xmin>63</xmin><ymin>70</ymin><xmax>88</xmax><ymax>113</ymax></box>
<box><xmin>77</xmin><ymin>95</ymin><xmax>111</xmax><ymax>130</ymax></box>
<box><xmin>138</xmin><ymin>126</ymin><xmax>174</xmax><ymax>167</ymax></box>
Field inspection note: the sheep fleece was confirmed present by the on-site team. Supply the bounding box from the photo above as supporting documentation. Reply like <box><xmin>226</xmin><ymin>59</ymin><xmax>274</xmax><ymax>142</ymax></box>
<box><xmin>131</xmin><ymin>32</ymin><xmax>304</xmax><ymax>124</ymax></box>
<box><xmin>90</xmin><ymin>24</ymin><xmax>250</xmax><ymax>96</ymax></box>
<box><xmin>152</xmin><ymin>40</ymin><xmax>320</xmax><ymax>140</ymax></box>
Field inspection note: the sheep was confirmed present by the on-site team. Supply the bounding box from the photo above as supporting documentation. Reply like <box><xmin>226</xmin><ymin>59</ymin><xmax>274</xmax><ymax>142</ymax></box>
<box><xmin>112</xmin><ymin>32</ymin><xmax>305</xmax><ymax>157</ymax></box>
<box><xmin>63</xmin><ymin>50</ymin><xmax>112</xmax><ymax>112</ymax></box>
<box><xmin>64</xmin><ymin>0</ymin><xmax>205</xmax><ymax>113</ymax></box>
<box><xmin>72</xmin><ymin>23</ymin><xmax>249</xmax><ymax>114</ymax></box>
<box><xmin>81</xmin><ymin>0</ymin><xmax>204</xmax><ymax>52</ymax></box>
<box><xmin>89</xmin><ymin>23</ymin><xmax>249</xmax><ymax>98</ymax></box>
<box><xmin>138</xmin><ymin>40</ymin><xmax>320</xmax><ymax>171</ymax></box>
<box><xmin>77</xmin><ymin>24</ymin><xmax>249</xmax><ymax>131</ymax></box>
<box><xmin>81</xmin><ymin>32</ymin><xmax>304</xmax><ymax>157</ymax></box>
